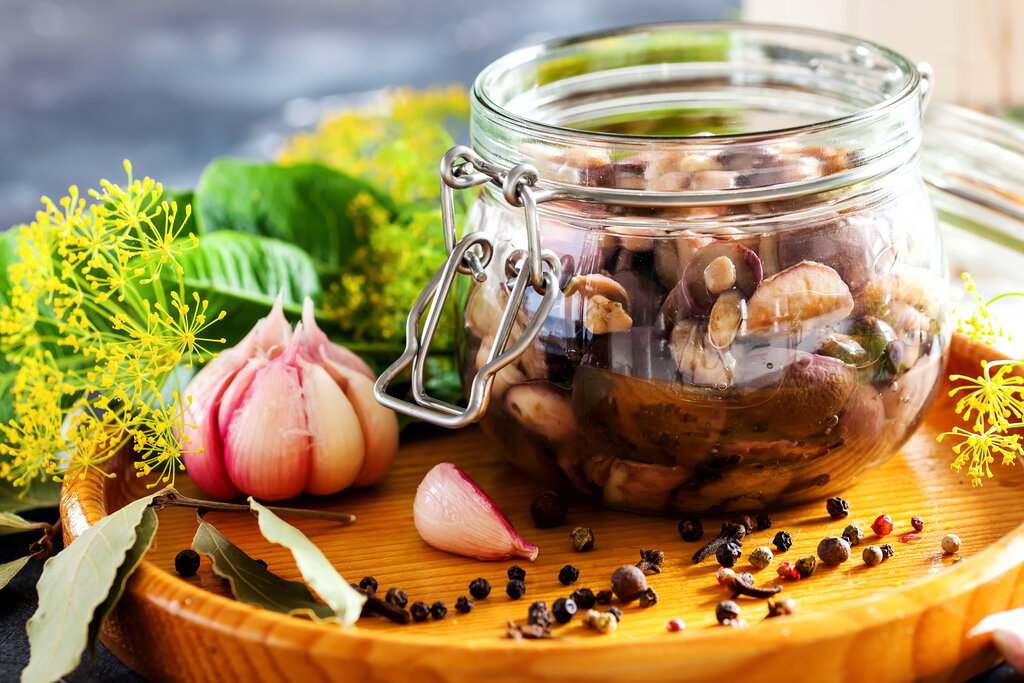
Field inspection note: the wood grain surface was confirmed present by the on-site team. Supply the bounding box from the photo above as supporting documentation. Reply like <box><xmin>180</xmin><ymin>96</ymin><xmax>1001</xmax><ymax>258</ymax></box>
<box><xmin>61</xmin><ymin>335</ymin><xmax>1024</xmax><ymax>683</ymax></box>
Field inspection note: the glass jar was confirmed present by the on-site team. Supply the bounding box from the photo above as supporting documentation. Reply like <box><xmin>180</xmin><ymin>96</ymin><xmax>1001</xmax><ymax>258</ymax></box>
<box><xmin>376</xmin><ymin>23</ymin><xmax>950</xmax><ymax>514</ymax></box>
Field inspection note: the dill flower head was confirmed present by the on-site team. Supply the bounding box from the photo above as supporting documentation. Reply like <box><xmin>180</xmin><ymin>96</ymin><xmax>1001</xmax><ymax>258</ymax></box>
<box><xmin>956</xmin><ymin>272</ymin><xmax>1010</xmax><ymax>345</ymax></box>
<box><xmin>938</xmin><ymin>426</ymin><xmax>1021</xmax><ymax>486</ymax></box>
<box><xmin>0</xmin><ymin>161</ymin><xmax>225</xmax><ymax>492</ymax></box>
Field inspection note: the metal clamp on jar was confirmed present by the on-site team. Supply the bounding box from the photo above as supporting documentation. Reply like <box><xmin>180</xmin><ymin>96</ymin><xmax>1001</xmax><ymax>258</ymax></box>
<box><xmin>375</xmin><ymin>22</ymin><xmax>948</xmax><ymax>513</ymax></box>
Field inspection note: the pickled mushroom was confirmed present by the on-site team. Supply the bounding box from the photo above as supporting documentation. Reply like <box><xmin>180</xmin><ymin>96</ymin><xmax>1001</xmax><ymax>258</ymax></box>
<box><xmin>745</xmin><ymin>261</ymin><xmax>853</xmax><ymax>336</ymax></box>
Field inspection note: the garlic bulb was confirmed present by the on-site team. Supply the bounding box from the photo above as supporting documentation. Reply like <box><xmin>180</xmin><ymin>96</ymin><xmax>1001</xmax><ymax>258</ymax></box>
<box><xmin>180</xmin><ymin>298</ymin><xmax>399</xmax><ymax>500</ymax></box>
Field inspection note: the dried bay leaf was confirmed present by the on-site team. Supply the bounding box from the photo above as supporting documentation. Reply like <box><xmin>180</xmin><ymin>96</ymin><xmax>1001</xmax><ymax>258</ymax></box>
<box><xmin>249</xmin><ymin>498</ymin><xmax>365</xmax><ymax>626</ymax></box>
<box><xmin>23</xmin><ymin>493</ymin><xmax>157</xmax><ymax>683</ymax></box>
<box><xmin>191</xmin><ymin>514</ymin><xmax>335</xmax><ymax>620</ymax></box>
<box><xmin>86</xmin><ymin>507</ymin><xmax>158</xmax><ymax>657</ymax></box>
<box><xmin>0</xmin><ymin>511</ymin><xmax>41</xmax><ymax>536</ymax></box>
<box><xmin>0</xmin><ymin>555</ymin><xmax>31</xmax><ymax>590</ymax></box>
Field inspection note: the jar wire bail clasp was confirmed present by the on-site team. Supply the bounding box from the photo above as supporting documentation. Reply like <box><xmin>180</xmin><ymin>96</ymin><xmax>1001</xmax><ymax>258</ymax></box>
<box><xmin>373</xmin><ymin>145</ymin><xmax>563</xmax><ymax>428</ymax></box>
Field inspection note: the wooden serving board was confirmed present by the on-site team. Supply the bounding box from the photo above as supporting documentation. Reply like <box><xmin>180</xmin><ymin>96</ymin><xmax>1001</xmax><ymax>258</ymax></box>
<box><xmin>61</xmin><ymin>335</ymin><xmax>1024</xmax><ymax>683</ymax></box>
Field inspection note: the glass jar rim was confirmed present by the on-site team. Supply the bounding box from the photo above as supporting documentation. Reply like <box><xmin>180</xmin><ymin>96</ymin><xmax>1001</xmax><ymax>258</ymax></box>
<box><xmin>473</xmin><ymin>21</ymin><xmax>924</xmax><ymax>143</ymax></box>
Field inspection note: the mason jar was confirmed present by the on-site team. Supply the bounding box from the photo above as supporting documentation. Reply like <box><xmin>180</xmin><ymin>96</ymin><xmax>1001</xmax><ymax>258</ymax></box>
<box><xmin>376</xmin><ymin>23</ymin><xmax>949</xmax><ymax>514</ymax></box>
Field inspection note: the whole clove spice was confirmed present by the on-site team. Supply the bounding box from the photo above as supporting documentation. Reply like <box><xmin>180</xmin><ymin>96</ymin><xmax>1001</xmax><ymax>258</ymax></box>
<box><xmin>637</xmin><ymin>548</ymin><xmax>666</xmax><ymax>574</ymax></box>
<box><xmin>766</xmin><ymin>597</ymin><xmax>797</xmax><ymax>618</ymax></box>
<box><xmin>717</xmin><ymin>568</ymin><xmax>783</xmax><ymax>599</ymax></box>
<box><xmin>455</xmin><ymin>595</ymin><xmax>474</xmax><ymax>614</ymax></box>
<box><xmin>693</xmin><ymin>522</ymin><xmax>746</xmax><ymax>564</ymax></box>
<box><xmin>678</xmin><ymin>516</ymin><xmax>704</xmax><ymax>542</ymax></box>
<box><xmin>363</xmin><ymin>595</ymin><xmax>411</xmax><ymax>624</ymax></box>
<box><xmin>507</xmin><ymin>565</ymin><xmax>526</xmax><ymax>582</ymax></box>
<box><xmin>571</xmin><ymin>588</ymin><xmax>596</xmax><ymax>609</ymax></box>
<box><xmin>528</xmin><ymin>601</ymin><xmax>553</xmax><ymax>628</ymax></box>
<box><xmin>638</xmin><ymin>587</ymin><xmax>659</xmax><ymax>608</ymax></box>
<box><xmin>570</xmin><ymin>526</ymin><xmax>595</xmax><ymax>552</ymax></box>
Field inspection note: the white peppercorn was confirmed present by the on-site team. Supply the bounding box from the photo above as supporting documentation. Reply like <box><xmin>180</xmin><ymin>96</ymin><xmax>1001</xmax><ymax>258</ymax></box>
<box><xmin>942</xmin><ymin>534</ymin><xmax>961</xmax><ymax>554</ymax></box>
<box><xmin>749</xmin><ymin>545</ymin><xmax>774</xmax><ymax>570</ymax></box>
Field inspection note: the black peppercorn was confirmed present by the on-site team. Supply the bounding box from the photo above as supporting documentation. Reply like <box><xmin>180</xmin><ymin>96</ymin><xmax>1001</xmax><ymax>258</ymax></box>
<box><xmin>506</xmin><ymin>579</ymin><xmax>526</xmax><ymax>600</ymax></box>
<box><xmin>570</xmin><ymin>526</ymin><xmax>594</xmax><ymax>552</ymax></box>
<box><xmin>530</xmin><ymin>491</ymin><xmax>567</xmax><ymax>528</ymax></box>
<box><xmin>558</xmin><ymin>564</ymin><xmax>580</xmax><ymax>586</ymax></box>
<box><xmin>359</xmin><ymin>576</ymin><xmax>378</xmax><ymax>594</ymax></box>
<box><xmin>256</xmin><ymin>559</ymin><xmax>268</xmax><ymax>569</ymax></box>
<box><xmin>772</xmin><ymin>531</ymin><xmax>793</xmax><ymax>552</ymax></box>
<box><xmin>455</xmin><ymin>595</ymin><xmax>473</xmax><ymax>613</ymax></box>
<box><xmin>716</xmin><ymin>600</ymin><xmax>741</xmax><ymax>624</ymax></box>
<box><xmin>880</xmin><ymin>543</ymin><xmax>895</xmax><ymax>560</ymax></box>
<box><xmin>410</xmin><ymin>601</ymin><xmax>430</xmax><ymax>622</ymax></box>
<box><xmin>174</xmin><ymin>549</ymin><xmax>200</xmax><ymax>577</ymax></box>
<box><xmin>507</xmin><ymin>565</ymin><xmax>526</xmax><ymax>582</ymax></box>
<box><xmin>716</xmin><ymin>541</ymin><xmax>742</xmax><ymax>568</ymax></box>
<box><xmin>756</xmin><ymin>514</ymin><xmax>772</xmax><ymax>531</ymax></box>
<box><xmin>826</xmin><ymin>496</ymin><xmax>850</xmax><ymax>519</ymax></box>
<box><xmin>611</xmin><ymin>565</ymin><xmax>647</xmax><ymax>602</ymax></box>
<box><xmin>385</xmin><ymin>587</ymin><xmax>408</xmax><ymax>608</ymax></box>
<box><xmin>638</xmin><ymin>587</ymin><xmax>659</xmax><ymax>608</ymax></box>
<box><xmin>528</xmin><ymin>601</ymin><xmax>552</xmax><ymax>627</ymax></box>
<box><xmin>678</xmin><ymin>516</ymin><xmax>704</xmax><ymax>542</ymax></box>
<box><xmin>552</xmin><ymin>597</ymin><xmax>577</xmax><ymax>624</ymax></box>
<box><xmin>430</xmin><ymin>601</ymin><xmax>447</xmax><ymax>620</ymax></box>
<box><xmin>606</xmin><ymin>606</ymin><xmax>623</xmax><ymax>622</ymax></box>
<box><xmin>595</xmin><ymin>589</ymin><xmax>613</xmax><ymax>605</ymax></box>
<box><xmin>469</xmin><ymin>577</ymin><xmax>491</xmax><ymax>599</ymax></box>
<box><xmin>571</xmin><ymin>587</ymin><xmax>596</xmax><ymax>609</ymax></box>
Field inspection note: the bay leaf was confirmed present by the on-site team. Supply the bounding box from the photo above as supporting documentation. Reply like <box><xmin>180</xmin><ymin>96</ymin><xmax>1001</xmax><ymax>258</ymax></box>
<box><xmin>22</xmin><ymin>493</ymin><xmax>156</xmax><ymax>683</ymax></box>
<box><xmin>249</xmin><ymin>498</ymin><xmax>364</xmax><ymax>626</ymax></box>
<box><xmin>0</xmin><ymin>475</ymin><xmax>61</xmax><ymax>514</ymax></box>
<box><xmin>191</xmin><ymin>515</ymin><xmax>334</xmax><ymax>620</ymax></box>
<box><xmin>0</xmin><ymin>555</ymin><xmax>31</xmax><ymax>591</ymax></box>
<box><xmin>86</xmin><ymin>507</ymin><xmax>158</xmax><ymax>657</ymax></box>
<box><xmin>0</xmin><ymin>511</ymin><xmax>40</xmax><ymax>536</ymax></box>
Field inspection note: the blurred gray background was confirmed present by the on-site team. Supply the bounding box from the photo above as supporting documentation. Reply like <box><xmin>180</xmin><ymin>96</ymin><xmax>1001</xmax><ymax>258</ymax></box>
<box><xmin>0</xmin><ymin>0</ymin><xmax>738</xmax><ymax>230</ymax></box>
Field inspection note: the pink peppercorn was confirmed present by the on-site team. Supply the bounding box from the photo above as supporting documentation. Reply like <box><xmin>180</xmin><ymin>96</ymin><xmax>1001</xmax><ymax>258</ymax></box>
<box><xmin>872</xmin><ymin>514</ymin><xmax>894</xmax><ymax>536</ymax></box>
<box><xmin>777</xmin><ymin>561</ymin><xmax>800</xmax><ymax>581</ymax></box>
<box><xmin>665</xmin><ymin>618</ymin><xmax>686</xmax><ymax>632</ymax></box>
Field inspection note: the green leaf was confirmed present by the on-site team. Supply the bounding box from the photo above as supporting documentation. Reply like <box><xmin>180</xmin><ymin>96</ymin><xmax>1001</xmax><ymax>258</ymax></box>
<box><xmin>0</xmin><ymin>555</ymin><xmax>31</xmax><ymax>591</ymax></box>
<box><xmin>191</xmin><ymin>515</ymin><xmax>335</xmax><ymax>621</ymax></box>
<box><xmin>194</xmin><ymin>159</ymin><xmax>392</xmax><ymax>269</ymax></box>
<box><xmin>0</xmin><ymin>511</ymin><xmax>40</xmax><ymax>536</ymax></box>
<box><xmin>0</xmin><ymin>479</ymin><xmax>61</xmax><ymax>514</ymax></box>
<box><xmin>23</xmin><ymin>493</ymin><xmax>157</xmax><ymax>683</ymax></box>
<box><xmin>170</xmin><ymin>231</ymin><xmax>323</xmax><ymax>346</ymax></box>
<box><xmin>86</xmin><ymin>507</ymin><xmax>158</xmax><ymax>657</ymax></box>
<box><xmin>249</xmin><ymin>498</ymin><xmax>364</xmax><ymax>626</ymax></box>
<box><xmin>0</xmin><ymin>228</ymin><xmax>20</xmax><ymax>431</ymax></box>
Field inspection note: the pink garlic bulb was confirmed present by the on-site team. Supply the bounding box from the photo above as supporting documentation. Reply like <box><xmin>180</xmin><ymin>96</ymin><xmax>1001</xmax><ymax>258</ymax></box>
<box><xmin>414</xmin><ymin>462</ymin><xmax>539</xmax><ymax>561</ymax></box>
<box><xmin>179</xmin><ymin>297</ymin><xmax>399</xmax><ymax>500</ymax></box>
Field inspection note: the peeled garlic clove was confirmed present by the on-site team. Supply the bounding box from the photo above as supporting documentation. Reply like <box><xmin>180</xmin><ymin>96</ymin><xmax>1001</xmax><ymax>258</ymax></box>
<box><xmin>298</xmin><ymin>357</ymin><xmax>365</xmax><ymax>495</ymax></box>
<box><xmin>318</xmin><ymin>348</ymin><xmax>399</xmax><ymax>488</ymax></box>
<box><xmin>414</xmin><ymin>463</ymin><xmax>538</xmax><ymax>562</ymax></box>
<box><xmin>298</xmin><ymin>297</ymin><xmax>375</xmax><ymax>381</ymax></box>
<box><xmin>222</xmin><ymin>343</ymin><xmax>310</xmax><ymax>501</ymax></box>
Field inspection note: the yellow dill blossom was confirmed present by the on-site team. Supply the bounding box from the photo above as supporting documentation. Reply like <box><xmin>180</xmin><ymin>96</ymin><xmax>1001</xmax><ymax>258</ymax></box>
<box><xmin>938</xmin><ymin>426</ymin><xmax>1021</xmax><ymax>485</ymax></box>
<box><xmin>278</xmin><ymin>85</ymin><xmax>469</xmax><ymax>204</ymax></box>
<box><xmin>0</xmin><ymin>161</ymin><xmax>225</xmax><ymax>492</ymax></box>
<box><xmin>948</xmin><ymin>360</ymin><xmax>1024</xmax><ymax>430</ymax></box>
<box><xmin>280</xmin><ymin>86</ymin><xmax>470</xmax><ymax>349</ymax></box>
<box><xmin>955</xmin><ymin>272</ymin><xmax>1017</xmax><ymax>345</ymax></box>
